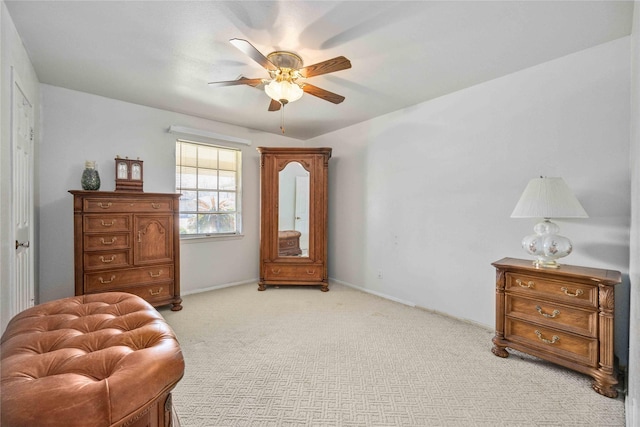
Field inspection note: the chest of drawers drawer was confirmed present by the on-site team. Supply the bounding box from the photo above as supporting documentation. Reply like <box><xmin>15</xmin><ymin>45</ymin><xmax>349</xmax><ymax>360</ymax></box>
<box><xmin>84</xmin><ymin>265</ymin><xmax>173</xmax><ymax>292</ymax></box>
<box><xmin>83</xmin><ymin>198</ymin><xmax>173</xmax><ymax>212</ymax></box>
<box><xmin>84</xmin><ymin>233</ymin><xmax>130</xmax><ymax>250</ymax></box>
<box><xmin>84</xmin><ymin>215</ymin><xmax>130</xmax><ymax>232</ymax></box>
<box><xmin>112</xmin><ymin>283</ymin><xmax>174</xmax><ymax>303</ymax></box>
<box><xmin>83</xmin><ymin>250</ymin><xmax>131</xmax><ymax>270</ymax></box>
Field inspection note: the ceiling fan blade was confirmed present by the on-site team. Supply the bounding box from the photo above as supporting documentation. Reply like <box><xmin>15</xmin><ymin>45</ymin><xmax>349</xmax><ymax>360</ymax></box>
<box><xmin>302</xmin><ymin>84</ymin><xmax>345</xmax><ymax>104</ymax></box>
<box><xmin>208</xmin><ymin>77</ymin><xmax>264</xmax><ymax>87</ymax></box>
<box><xmin>268</xmin><ymin>99</ymin><xmax>281</xmax><ymax>112</ymax></box>
<box><xmin>299</xmin><ymin>56</ymin><xmax>351</xmax><ymax>78</ymax></box>
<box><xmin>230</xmin><ymin>38</ymin><xmax>278</xmax><ymax>71</ymax></box>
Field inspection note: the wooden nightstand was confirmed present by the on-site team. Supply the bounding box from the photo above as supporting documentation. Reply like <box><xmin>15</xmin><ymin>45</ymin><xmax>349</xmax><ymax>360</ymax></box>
<box><xmin>491</xmin><ymin>257</ymin><xmax>621</xmax><ymax>397</ymax></box>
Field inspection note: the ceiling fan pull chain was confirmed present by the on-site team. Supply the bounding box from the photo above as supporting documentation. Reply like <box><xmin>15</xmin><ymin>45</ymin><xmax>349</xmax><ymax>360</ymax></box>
<box><xmin>280</xmin><ymin>102</ymin><xmax>285</xmax><ymax>134</ymax></box>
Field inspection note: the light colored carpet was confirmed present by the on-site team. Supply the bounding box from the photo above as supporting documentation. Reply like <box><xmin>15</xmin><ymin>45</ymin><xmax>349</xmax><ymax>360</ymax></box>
<box><xmin>159</xmin><ymin>283</ymin><xmax>625</xmax><ymax>426</ymax></box>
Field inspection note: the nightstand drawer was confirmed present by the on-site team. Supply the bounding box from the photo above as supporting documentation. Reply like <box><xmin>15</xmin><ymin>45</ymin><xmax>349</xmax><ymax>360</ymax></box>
<box><xmin>505</xmin><ymin>318</ymin><xmax>598</xmax><ymax>367</ymax></box>
<box><xmin>506</xmin><ymin>295</ymin><xmax>597</xmax><ymax>337</ymax></box>
<box><xmin>505</xmin><ymin>273</ymin><xmax>597</xmax><ymax>308</ymax></box>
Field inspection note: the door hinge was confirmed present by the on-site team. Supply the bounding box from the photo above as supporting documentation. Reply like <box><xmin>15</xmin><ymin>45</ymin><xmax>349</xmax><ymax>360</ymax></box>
<box><xmin>30</xmin><ymin>128</ymin><xmax>34</xmax><ymax>141</ymax></box>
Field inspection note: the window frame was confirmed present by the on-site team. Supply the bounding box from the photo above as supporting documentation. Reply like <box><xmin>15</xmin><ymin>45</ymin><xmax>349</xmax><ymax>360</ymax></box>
<box><xmin>175</xmin><ymin>139</ymin><xmax>242</xmax><ymax>240</ymax></box>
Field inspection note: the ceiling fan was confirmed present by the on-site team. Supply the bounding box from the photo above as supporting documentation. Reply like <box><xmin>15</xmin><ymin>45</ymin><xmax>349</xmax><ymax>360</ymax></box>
<box><xmin>209</xmin><ymin>38</ymin><xmax>352</xmax><ymax>113</ymax></box>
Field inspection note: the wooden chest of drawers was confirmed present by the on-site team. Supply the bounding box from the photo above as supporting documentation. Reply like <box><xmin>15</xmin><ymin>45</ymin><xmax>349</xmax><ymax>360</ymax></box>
<box><xmin>491</xmin><ymin>258</ymin><xmax>620</xmax><ymax>397</ymax></box>
<box><xmin>70</xmin><ymin>191</ymin><xmax>182</xmax><ymax>310</ymax></box>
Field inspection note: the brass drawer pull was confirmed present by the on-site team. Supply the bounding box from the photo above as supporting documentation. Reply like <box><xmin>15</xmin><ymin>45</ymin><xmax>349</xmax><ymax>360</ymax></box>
<box><xmin>100</xmin><ymin>220</ymin><xmax>115</xmax><ymax>227</ymax></box>
<box><xmin>560</xmin><ymin>287</ymin><xmax>584</xmax><ymax>297</ymax></box>
<box><xmin>151</xmin><ymin>203</ymin><xmax>161</xmax><ymax>209</ymax></box>
<box><xmin>99</xmin><ymin>255</ymin><xmax>116</xmax><ymax>263</ymax></box>
<box><xmin>100</xmin><ymin>237</ymin><xmax>116</xmax><ymax>245</ymax></box>
<box><xmin>535</xmin><ymin>330</ymin><xmax>559</xmax><ymax>344</ymax></box>
<box><xmin>306</xmin><ymin>269</ymin><xmax>316</xmax><ymax>275</ymax></box>
<box><xmin>516</xmin><ymin>279</ymin><xmax>534</xmax><ymax>288</ymax></box>
<box><xmin>271</xmin><ymin>269</ymin><xmax>281</xmax><ymax>274</ymax></box>
<box><xmin>149</xmin><ymin>270</ymin><xmax>163</xmax><ymax>278</ymax></box>
<box><xmin>535</xmin><ymin>305</ymin><xmax>560</xmax><ymax>318</ymax></box>
<box><xmin>98</xmin><ymin>275</ymin><xmax>116</xmax><ymax>284</ymax></box>
<box><xmin>149</xmin><ymin>287</ymin><xmax>163</xmax><ymax>296</ymax></box>
<box><xmin>97</xmin><ymin>202</ymin><xmax>112</xmax><ymax>209</ymax></box>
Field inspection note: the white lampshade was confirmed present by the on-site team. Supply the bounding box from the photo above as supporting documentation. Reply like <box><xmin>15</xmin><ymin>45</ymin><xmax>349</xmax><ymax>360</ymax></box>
<box><xmin>511</xmin><ymin>177</ymin><xmax>588</xmax><ymax>219</ymax></box>
<box><xmin>511</xmin><ymin>177</ymin><xmax>588</xmax><ymax>268</ymax></box>
<box><xmin>265</xmin><ymin>80</ymin><xmax>303</xmax><ymax>104</ymax></box>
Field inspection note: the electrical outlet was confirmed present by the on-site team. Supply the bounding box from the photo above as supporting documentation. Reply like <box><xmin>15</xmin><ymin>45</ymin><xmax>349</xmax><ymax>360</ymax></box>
<box><xmin>377</xmin><ymin>270</ymin><xmax>383</xmax><ymax>279</ymax></box>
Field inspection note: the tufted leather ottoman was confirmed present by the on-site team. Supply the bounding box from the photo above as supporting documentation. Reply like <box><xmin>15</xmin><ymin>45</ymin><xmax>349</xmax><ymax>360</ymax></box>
<box><xmin>1</xmin><ymin>292</ymin><xmax>184</xmax><ymax>427</ymax></box>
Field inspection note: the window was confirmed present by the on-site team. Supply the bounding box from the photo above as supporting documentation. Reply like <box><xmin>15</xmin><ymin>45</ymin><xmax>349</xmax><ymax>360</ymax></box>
<box><xmin>176</xmin><ymin>140</ymin><xmax>241</xmax><ymax>237</ymax></box>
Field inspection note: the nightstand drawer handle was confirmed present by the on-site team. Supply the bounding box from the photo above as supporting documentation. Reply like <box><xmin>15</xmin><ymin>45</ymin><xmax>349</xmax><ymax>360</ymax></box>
<box><xmin>516</xmin><ymin>279</ymin><xmax>534</xmax><ymax>288</ymax></box>
<box><xmin>99</xmin><ymin>255</ymin><xmax>116</xmax><ymax>263</ymax></box>
<box><xmin>560</xmin><ymin>287</ymin><xmax>584</xmax><ymax>297</ymax></box>
<box><xmin>149</xmin><ymin>287</ymin><xmax>163</xmax><ymax>296</ymax></box>
<box><xmin>98</xmin><ymin>275</ymin><xmax>116</xmax><ymax>284</ymax></box>
<box><xmin>535</xmin><ymin>330</ymin><xmax>560</xmax><ymax>344</ymax></box>
<box><xmin>97</xmin><ymin>202</ymin><xmax>112</xmax><ymax>209</ymax></box>
<box><xmin>100</xmin><ymin>237</ymin><xmax>116</xmax><ymax>245</ymax></box>
<box><xmin>151</xmin><ymin>203</ymin><xmax>161</xmax><ymax>209</ymax></box>
<box><xmin>536</xmin><ymin>305</ymin><xmax>560</xmax><ymax>318</ymax></box>
<box><xmin>149</xmin><ymin>270</ymin><xmax>163</xmax><ymax>278</ymax></box>
<box><xmin>306</xmin><ymin>269</ymin><xmax>316</xmax><ymax>275</ymax></box>
<box><xmin>271</xmin><ymin>269</ymin><xmax>281</xmax><ymax>274</ymax></box>
<box><xmin>100</xmin><ymin>220</ymin><xmax>115</xmax><ymax>227</ymax></box>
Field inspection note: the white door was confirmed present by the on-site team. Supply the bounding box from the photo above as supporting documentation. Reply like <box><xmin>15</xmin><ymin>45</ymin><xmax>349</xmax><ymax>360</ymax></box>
<box><xmin>12</xmin><ymin>77</ymin><xmax>35</xmax><ymax>316</ymax></box>
<box><xmin>294</xmin><ymin>175</ymin><xmax>310</xmax><ymax>255</ymax></box>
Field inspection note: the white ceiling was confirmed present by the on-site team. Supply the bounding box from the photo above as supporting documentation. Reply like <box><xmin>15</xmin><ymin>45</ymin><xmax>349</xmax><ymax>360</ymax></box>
<box><xmin>5</xmin><ymin>1</ymin><xmax>634</xmax><ymax>140</ymax></box>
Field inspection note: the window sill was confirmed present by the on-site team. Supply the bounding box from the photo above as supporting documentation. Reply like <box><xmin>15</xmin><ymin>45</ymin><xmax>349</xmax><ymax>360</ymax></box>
<box><xmin>180</xmin><ymin>234</ymin><xmax>244</xmax><ymax>244</ymax></box>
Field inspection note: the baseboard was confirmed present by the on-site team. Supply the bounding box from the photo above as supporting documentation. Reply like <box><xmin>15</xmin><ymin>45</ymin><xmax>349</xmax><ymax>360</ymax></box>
<box><xmin>329</xmin><ymin>277</ymin><xmax>416</xmax><ymax>307</ymax></box>
<box><xmin>181</xmin><ymin>279</ymin><xmax>258</xmax><ymax>296</ymax></box>
<box><xmin>329</xmin><ymin>277</ymin><xmax>493</xmax><ymax>331</ymax></box>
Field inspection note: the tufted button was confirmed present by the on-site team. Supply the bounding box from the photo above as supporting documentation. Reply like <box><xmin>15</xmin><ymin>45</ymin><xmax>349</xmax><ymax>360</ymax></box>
<box><xmin>1</xmin><ymin>292</ymin><xmax>184</xmax><ymax>427</ymax></box>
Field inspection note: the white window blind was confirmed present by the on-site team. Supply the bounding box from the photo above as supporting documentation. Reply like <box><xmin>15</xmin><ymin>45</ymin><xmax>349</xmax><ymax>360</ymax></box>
<box><xmin>176</xmin><ymin>139</ymin><xmax>242</xmax><ymax>237</ymax></box>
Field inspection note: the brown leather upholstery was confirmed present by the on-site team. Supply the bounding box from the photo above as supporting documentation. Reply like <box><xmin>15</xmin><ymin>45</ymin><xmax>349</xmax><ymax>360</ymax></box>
<box><xmin>1</xmin><ymin>292</ymin><xmax>184</xmax><ymax>427</ymax></box>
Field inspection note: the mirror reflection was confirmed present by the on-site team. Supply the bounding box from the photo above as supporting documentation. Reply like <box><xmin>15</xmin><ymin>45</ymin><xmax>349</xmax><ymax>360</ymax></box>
<box><xmin>278</xmin><ymin>162</ymin><xmax>310</xmax><ymax>257</ymax></box>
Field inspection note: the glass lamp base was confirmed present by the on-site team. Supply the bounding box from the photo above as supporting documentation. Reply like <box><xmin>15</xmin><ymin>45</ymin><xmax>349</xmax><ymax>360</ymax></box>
<box><xmin>521</xmin><ymin>219</ymin><xmax>573</xmax><ymax>269</ymax></box>
<box><xmin>532</xmin><ymin>259</ymin><xmax>560</xmax><ymax>269</ymax></box>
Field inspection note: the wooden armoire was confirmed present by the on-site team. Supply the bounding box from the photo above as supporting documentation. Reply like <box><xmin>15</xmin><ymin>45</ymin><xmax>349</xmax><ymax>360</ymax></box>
<box><xmin>69</xmin><ymin>190</ymin><xmax>182</xmax><ymax>310</ymax></box>
<box><xmin>257</xmin><ymin>147</ymin><xmax>331</xmax><ymax>291</ymax></box>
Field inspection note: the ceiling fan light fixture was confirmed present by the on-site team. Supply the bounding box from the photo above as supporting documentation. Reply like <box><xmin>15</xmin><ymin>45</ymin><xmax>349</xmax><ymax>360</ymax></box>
<box><xmin>265</xmin><ymin>80</ymin><xmax>303</xmax><ymax>105</ymax></box>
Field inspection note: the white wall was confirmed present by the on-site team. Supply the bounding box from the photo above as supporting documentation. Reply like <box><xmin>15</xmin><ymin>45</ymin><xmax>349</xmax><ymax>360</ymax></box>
<box><xmin>38</xmin><ymin>84</ymin><xmax>305</xmax><ymax>302</ymax></box>
<box><xmin>310</xmin><ymin>37</ymin><xmax>631</xmax><ymax>365</ymax></box>
<box><xmin>0</xmin><ymin>2</ymin><xmax>40</xmax><ymax>332</ymax></box>
<box><xmin>626</xmin><ymin>2</ymin><xmax>639</xmax><ymax>425</ymax></box>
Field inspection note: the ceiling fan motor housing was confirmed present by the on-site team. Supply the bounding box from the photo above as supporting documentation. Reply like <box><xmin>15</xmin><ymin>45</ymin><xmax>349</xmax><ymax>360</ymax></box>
<box><xmin>267</xmin><ymin>51</ymin><xmax>303</xmax><ymax>70</ymax></box>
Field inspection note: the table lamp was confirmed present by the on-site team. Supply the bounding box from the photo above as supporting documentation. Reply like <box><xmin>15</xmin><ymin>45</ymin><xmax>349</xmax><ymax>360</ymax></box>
<box><xmin>511</xmin><ymin>177</ymin><xmax>588</xmax><ymax>268</ymax></box>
